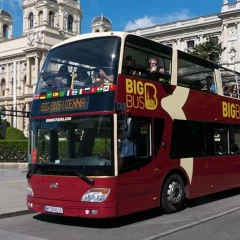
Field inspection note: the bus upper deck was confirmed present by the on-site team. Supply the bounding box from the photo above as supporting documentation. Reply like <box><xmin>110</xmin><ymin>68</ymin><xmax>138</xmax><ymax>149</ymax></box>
<box><xmin>34</xmin><ymin>31</ymin><xmax>240</xmax><ymax>110</ymax></box>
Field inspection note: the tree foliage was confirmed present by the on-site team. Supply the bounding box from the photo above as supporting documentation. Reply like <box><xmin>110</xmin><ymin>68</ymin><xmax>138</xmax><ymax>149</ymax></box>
<box><xmin>188</xmin><ymin>36</ymin><xmax>226</xmax><ymax>62</ymax></box>
<box><xmin>4</xmin><ymin>127</ymin><xmax>27</xmax><ymax>140</ymax></box>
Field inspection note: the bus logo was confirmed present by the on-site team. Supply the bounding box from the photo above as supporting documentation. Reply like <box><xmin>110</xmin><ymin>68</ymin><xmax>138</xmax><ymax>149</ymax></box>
<box><xmin>125</xmin><ymin>78</ymin><xmax>158</xmax><ymax>110</ymax></box>
<box><xmin>50</xmin><ymin>182</ymin><xmax>58</xmax><ymax>189</ymax></box>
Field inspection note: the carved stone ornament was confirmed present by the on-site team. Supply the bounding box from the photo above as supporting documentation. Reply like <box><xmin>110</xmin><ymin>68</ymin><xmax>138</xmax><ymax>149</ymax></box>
<box><xmin>228</xmin><ymin>26</ymin><xmax>237</xmax><ymax>36</ymax></box>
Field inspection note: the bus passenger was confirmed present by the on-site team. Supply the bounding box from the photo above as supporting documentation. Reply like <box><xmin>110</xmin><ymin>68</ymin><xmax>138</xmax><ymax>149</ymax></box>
<box><xmin>230</xmin><ymin>85</ymin><xmax>238</xmax><ymax>98</ymax></box>
<box><xmin>191</xmin><ymin>80</ymin><xmax>202</xmax><ymax>90</ymax></box>
<box><xmin>122</xmin><ymin>55</ymin><xmax>139</xmax><ymax>76</ymax></box>
<box><xmin>202</xmin><ymin>76</ymin><xmax>216</xmax><ymax>93</ymax></box>
<box><xmin>45</xmin><ymin>65</ymin><xmax>71</xmax><ymax>89</ymax></box>
<box><xmin>74</xmin><ymin>66</ymin><xmax>92</xmax><ymax>88</ymax></box>
<box><xmin>149</xmin><ymin>58</ymin><xmax>164</xmax><ymax>73</ymax></box>
<box><xmin>93</xmin><ymin>77</ymin><xmax>104</xmax><ymax>87</ymax></box>
<box><xmin>145</xmin><ymin>58</ymin><xmax>170</xmax><ymax>82</ymax></box>
<box><xmin>98</xmin><ymin>69</ymin><xmax>113</xmax><ymax>84</ymax></box>
<box><xmin>222</xmin><ymin>83</ymin><xmax>230</xmax><ymax>96</ymax></box>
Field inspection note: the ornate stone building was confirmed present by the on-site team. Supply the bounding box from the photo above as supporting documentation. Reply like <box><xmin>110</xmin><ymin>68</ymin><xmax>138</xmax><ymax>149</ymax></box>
<box><xmin>91</xmin><ymin>13</ymin><xmax>112</xmax><ymax>33</ymax></box>
<box><xmin>0</xmin><ymin>0</ymin><xmax>82</xmax><ymax>136</ymax></box>
<box><xmin>130</xmin><ymin>0</ymin><xmax>240</xmax><ymax>72</ymax></box>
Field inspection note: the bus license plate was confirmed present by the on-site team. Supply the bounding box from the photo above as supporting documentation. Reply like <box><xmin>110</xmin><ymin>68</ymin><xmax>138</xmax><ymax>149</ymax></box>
<box><xmin>44</xmin><ymin>205</ymin><xmax>63</xmax><ymax>214</ymax></box>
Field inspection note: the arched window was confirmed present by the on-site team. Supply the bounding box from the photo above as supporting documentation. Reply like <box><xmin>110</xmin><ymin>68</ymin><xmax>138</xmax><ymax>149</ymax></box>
<box><xmin>0</xmin><ymin>78</ymin><xmax>5</xmax><ymax>96</ymax></box>
<box><xmin>95</xmin><ymin>29</ymin><xmax>99</xmax><ymax>33</ymax></box>
<box><xmin>3</xmin><ymin>25</ymin><xmax>8</xmax><ymax>38</ymax></box>
<box><xmin>39</xmin><ymin>11</ymin><xmax>43</xmax><ymax>25</ymax></box>
<box><xmin>29</xmin><ymin>12</ymin><xmax>34</xmax><ymax>29</ymax></box>
<box><xmin>49</xmin><ymin>11</ymin><xmax>54</xmax><ymax>27</ymax></box>
<box><xmin>67</xmin><ymin>15</ymin><xmax>73</xmax><ymax>32</ymax></box>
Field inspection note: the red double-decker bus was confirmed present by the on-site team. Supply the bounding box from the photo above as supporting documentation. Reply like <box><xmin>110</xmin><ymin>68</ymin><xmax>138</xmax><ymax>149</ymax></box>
<box><xmin>27</xmin><ymin>32</ymin><xmax>240</xmax><ymax>218</ymax></box>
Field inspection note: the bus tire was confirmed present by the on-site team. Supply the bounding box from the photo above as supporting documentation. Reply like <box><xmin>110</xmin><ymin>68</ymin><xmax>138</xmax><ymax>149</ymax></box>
<box><xmin>161</xmin><ymin>174</ymin><xmax>185</xmax><ymax>214</ymax></box>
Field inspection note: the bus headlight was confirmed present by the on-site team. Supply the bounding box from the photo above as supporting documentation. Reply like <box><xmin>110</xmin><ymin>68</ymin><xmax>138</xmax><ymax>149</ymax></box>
<box><xmin>81</xmin><ymin>188</ymin><xmax>110</xmax><ymax>202</ymax></box>
<box><xmin>27</xmin><ymin>184</ymin><xmax>34</xmax><ymax>196</ymax></box>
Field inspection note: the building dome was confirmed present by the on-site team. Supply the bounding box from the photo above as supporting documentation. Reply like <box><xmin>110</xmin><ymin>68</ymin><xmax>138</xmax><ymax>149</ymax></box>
<box><xmin>92</xmin><ymin>14</ymin><xmax>111</xmax><ymax>24</ymax></box>
<box><xmin>0</xmin><ymin>9</ymin><xmax>13</xmax><ymax>18</ymax></box>
<box><xmin>37</xmin><ymin>0</ymin><xmax>58</xmax><ymax>2</ymax></box>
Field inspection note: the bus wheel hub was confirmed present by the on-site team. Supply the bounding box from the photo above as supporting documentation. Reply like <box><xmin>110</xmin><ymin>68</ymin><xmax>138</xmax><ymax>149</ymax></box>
<box><xmin>167</xmin><ymin>181</ymin><xmax>182</xmax><ymax>204</ymax></box>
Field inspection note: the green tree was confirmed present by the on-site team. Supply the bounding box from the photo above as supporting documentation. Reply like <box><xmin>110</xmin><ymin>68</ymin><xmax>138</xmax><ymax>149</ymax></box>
<box><xmin>188</xmin><ymin>36</ymin><xmax>226</xmax><ymax>63</ymax></box>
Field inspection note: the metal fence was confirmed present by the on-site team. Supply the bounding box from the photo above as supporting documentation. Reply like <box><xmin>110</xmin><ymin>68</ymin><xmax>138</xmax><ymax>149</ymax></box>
<box><xmin>0</xmin><ymin>145</ymin><xmax>28</xmax><ymax>162</ymax></box>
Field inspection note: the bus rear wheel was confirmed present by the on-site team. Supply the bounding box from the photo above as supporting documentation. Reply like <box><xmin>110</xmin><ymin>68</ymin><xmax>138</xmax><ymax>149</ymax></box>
<box><xmin>161</xmin><ymin>174</ymin><xmax>185</xmax><ymax>214</ymax></box>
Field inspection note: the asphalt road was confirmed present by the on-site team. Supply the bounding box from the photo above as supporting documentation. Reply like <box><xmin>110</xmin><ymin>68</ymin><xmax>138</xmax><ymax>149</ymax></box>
<box><xmin>0</xmin><ymin>168</ymin><xmax>27</xmax><ymax>182</ymax></box>
<box><xmin>0</xmin><ymin>187</ymin><xmax>240</xmax><ymax>240</ymax></box>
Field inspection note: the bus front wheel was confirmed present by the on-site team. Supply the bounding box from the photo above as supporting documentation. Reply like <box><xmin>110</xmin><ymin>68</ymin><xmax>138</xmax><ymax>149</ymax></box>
<box><xmin>161</xmin><ymin>174</ymin><xmax>185</xmax><ymax>214</ymax></box>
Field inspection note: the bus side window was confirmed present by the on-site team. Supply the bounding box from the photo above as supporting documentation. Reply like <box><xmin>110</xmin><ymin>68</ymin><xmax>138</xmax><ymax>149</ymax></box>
<box><xmin>177</xmin><ymin>51</ymin><xmax>215</xmax><ymax>92</ymax></box>
<box><xmin>119</xmin><ymin>118</ymin><xmax>152</xmax><ymax>173</ymax></box>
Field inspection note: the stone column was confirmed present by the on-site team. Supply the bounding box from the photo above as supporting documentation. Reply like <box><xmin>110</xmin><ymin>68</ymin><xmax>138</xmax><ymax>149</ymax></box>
<box><xmin>0</xmin><ymin>22</ymin><xmax>3</xmax><ymax>37</ymax></box>
<box><xmin>181</xmin><ymin>40</ymin><xmax>185</xmax><ymax>51</ymax></box>
<box><xmin>25</xmin><ymin>58</ymin><xmax>30</xmax><ymax>94</ymax></box>
<box><xmin>60</xmin><ymin>8</ymin><xmax>64</xmax><ymax>31</ymax></box>
<box><xmin>222</xmin><ymin>24</ymin><xmax>228</xmax><ymax>63</ymax></box>
<box><xmin>17</xmin><ymin>61</ymin><xmax>21</xmax><ymax>96</ymax></box>
<box><xmin>24</xmin><ymin>103</ymin><xmax>30</xmax><ymax>137</ymax></box>
<box><xmin>177</xmin><ymin>39</ymin><xmax>181</xmax><ymax>50</ymax></box>
<box><xmin>43</xmin><ymin>8</ymin><xmax>48</xmax><ymax>24</ymax></box>
<box><xmin>34</xmin><ymin>56</ymin><xmax>39</xmax><ymax>87</ymax></box>
<box><xmin>5</xmin><ymin>63</ymin><xmax>10</xmax><ymax>96</ymax></box>
<box><xmin>17</xmin><ymin>104</ymin><xmax>23</xmax><ymax>131</ymax></box>
<box><xmin>8</xmin><ymin>25</ymin><xmax>13</xmax><ymax>39</ymax></box>
<box><xmin>237</xmin><ymin>22</ymin><xmax>240</xmax><ymax>61</ymax></box>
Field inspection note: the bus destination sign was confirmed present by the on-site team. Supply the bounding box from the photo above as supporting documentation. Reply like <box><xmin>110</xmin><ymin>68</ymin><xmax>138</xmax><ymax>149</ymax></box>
<box><xmin>39</xmin><ymin>96</ymin><xmax>89</xmax><ymax>113</ymax></box>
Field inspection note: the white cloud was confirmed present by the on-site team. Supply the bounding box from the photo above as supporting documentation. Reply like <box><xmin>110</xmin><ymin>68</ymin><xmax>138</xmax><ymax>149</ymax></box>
<box><xmin>124</xmin><ymin>9</ymin><xmax>191</xmax><ymax>31</ymax></box>
<box><xmin>0</xmin><ymin>0</ymin><xmax>22</xmax><ymax>13</ymax></box>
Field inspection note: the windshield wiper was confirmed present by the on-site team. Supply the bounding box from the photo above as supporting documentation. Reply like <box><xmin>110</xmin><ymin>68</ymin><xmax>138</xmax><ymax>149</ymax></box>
<box><xmin>42</xmin><ymin>168</ymin><xmax>94</xmax><ymax>186</ymax></box>
<box><xmin>26</xmin><ymin>164</ymin><xmax>42</xmax><ymax>179</ymax></box>
<box><xmin>75</xmin><ymin>171</ymin><xmax>94</xmax><ymax>186</ymax></box>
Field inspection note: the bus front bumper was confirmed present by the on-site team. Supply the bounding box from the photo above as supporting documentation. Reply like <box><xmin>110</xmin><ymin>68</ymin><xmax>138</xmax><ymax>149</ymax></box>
<box><xmin>27</xmin><ymin>196</ymin><xmax>117</xmax><ymax>218</ymax></box>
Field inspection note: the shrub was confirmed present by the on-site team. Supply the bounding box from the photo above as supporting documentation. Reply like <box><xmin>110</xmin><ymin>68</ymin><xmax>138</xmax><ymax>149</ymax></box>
<box><xmin>4</xmin><ymin>127</ymin><xmax>27</xmax><ymax>140</ymax></box>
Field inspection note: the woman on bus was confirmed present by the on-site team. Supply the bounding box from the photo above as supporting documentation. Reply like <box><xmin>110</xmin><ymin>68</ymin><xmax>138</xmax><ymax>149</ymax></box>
<box><xmin>74</xmin><ymin>66</ymin><xmax>92</xmax><ymax>88</ymax></box>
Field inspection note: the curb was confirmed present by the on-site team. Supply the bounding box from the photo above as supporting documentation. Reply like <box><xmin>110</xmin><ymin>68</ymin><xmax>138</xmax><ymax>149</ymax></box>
<box><xmin>0</xmin><ymin>163</ymin><xmax>28</xmax><ymax>169</ymax></box>
<box><xmin>0</xmin><ymin>209</ymin><xmax>34</xmax><ymax>219</ymax></box>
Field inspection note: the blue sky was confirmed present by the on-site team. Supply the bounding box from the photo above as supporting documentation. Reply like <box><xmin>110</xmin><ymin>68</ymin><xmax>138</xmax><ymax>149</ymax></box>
<box><xmin>0</xmin><ymin>0</ymin><xmax>236</xmax><ymax>37</ymax></box>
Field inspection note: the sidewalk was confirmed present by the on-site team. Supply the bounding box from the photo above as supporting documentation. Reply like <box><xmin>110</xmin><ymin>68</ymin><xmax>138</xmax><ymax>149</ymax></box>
<box><xmin>0</xmin><ymin>166</ymin><xmax>33</xmax><ymax>219</ymax></box>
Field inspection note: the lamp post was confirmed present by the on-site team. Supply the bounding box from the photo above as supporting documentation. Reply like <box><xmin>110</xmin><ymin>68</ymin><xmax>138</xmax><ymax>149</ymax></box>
<box><xmin>13</xmin><ymin>61</ymin><xmax>17</xmax><ymax>128</ymax></box>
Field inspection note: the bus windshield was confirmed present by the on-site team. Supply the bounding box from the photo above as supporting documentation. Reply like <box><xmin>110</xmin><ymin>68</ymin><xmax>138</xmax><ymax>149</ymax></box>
<box><xmin>30</xmin><ymin>115</ymin><xmax>114</xmax><ymax>176</ymax></box>
<box><xmin>35</xmin><ymin>37</ymin><xmax>120</xmax><ymax>94</ymax></box>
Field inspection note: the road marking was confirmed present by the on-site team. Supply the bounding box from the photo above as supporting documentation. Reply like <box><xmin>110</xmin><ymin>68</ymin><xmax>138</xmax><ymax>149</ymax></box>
<box><xmin>141</xmin><ymin>206</ymin><xmax>240</xmax><ymax>240</ymax></box>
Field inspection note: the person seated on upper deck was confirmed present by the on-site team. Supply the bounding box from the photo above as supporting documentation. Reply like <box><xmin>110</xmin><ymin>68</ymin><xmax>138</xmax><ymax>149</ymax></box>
<box><xmin>202</xmin><ymin>76</ymin><xmax>216</xmax><ymax>93</ymax></box>
<box><xmin>95</xmin><ymin>69</ymin><xmax>113</xmax><ymax>86</ymax></box>
<box><xmin>230</xmin><ymin>84</ymin><xmax>238</xmax><ymax>98</ymax></box>
<box><xmin>222</xmin><ymin>83</ymin><xmax>230</xmax><ymax>96</ymax></box>
<box><xmin>122</xmin><ymin>55</ymin><xmax>139</xmax><ymax>76</ymax></box>
<box><xmin>142</xmin><ymin>58</ymin><xmax>170</xmax><ymax>81</ymax></box>
<box><xmin>74</xmin><ymin>66</ymin><xmax>92</xmax><ymax>88</ymax></box>
<box><xmin>45</xmin><ymin>65</ymin><xmax>71</xmax><ymax>89</ymax></box>
<box><xmin>191</xmin><ymin>80</ymin><xmax>202</xmax><ymax>90</ymax></box>
<box><xmin>93</xmin><ymin>77</ymin><xmax>104</xmax><ymax>87</ymax></box>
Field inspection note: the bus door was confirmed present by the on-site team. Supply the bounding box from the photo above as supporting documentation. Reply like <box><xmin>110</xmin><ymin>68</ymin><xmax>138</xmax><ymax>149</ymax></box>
<box><xmin>117</xmin><ymin>117</ymin><xmax>160</xmax><ymax>216</ymax></box>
